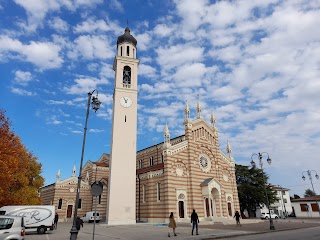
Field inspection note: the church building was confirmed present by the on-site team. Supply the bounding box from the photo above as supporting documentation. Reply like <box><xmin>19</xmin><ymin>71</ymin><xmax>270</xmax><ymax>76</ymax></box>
<box><xmin>40</xmin><ymin>27</ymin><xmax>240</xmax><ymax>223</ymax></box>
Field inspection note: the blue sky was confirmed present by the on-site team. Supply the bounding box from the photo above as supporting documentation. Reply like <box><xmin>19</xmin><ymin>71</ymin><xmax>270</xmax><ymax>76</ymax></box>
<box><xmin>0</xmin><ymin>0</ymin><xmax>320</xmax><ymax>197</ymax></box>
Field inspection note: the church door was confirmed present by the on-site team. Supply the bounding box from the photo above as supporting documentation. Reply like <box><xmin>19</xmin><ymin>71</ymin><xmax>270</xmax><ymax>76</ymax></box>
<box><xmin>178</xmin><ymin>201</ymin><xmax>184</xmax><ymax>218</ymax></box>
<box><xmin>205</xmin><ymin>198</ymin><xmax>210</xmax><ymax>217</ymax></box>
<box><xmin>67</xmin><ymin>205</ymin><xmax>73</xmax><ymax>218</ymax></box>
<box><xmin>228</xmin><ymin>202</ymin><xmax>232</xmax><ymax>216</ymax></box>
<box><xmin>211</xmin><ymin>199</ymin><xmax>214</xmax><ymax>216</ymax></box>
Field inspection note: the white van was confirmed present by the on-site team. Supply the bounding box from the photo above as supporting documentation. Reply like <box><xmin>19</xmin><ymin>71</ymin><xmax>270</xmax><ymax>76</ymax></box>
<box><xmin>81</xmin><ymin>211</ymin><xmax>100</xmax><ymax>223</ymax></box>
<box><xmin>0</xmin><ymin>206</ymin><xmax>55</xmax><ymax>234</ymax></box>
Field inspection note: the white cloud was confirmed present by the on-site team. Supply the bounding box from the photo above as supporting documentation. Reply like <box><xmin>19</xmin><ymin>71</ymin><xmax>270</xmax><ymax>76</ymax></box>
<box><xmin>11</xmin><ymin>87</ymin><xmax>34</xmax><ymax>96</ymax></box>
<box><xmin>0</xmin><ymin>35</ymin><xmax>63</xmax><ymax>69</ymax></box>
<box><xmin>74</xmin><ymin>19</ymin><xmax>110</xmax><ymax>33</ymax></box>
<box><xmin>153</xmin><ymin>24</ymin><xmax>175</xmax><ymax>38</ymax></box>
<box><xmin>135</xmin><ymin>32</ymin><xmax>151</xmax><ymax>51</ymax></box>
<box><xmin>48</xmin><ymin>100</ymin><xmax>74</xmax><ymax>105</ymax></box>
<box><xmin>95</xmin><ymin>93</ymin><xmax>113</xmax><ymax>106</ymax></box>
<box><xmin>64</xmin><ymin>77</ymin><xmax>108</xmax><ymax>95</ymax></box>
<box><xmin>68</xmin><ymin>35</ymin><xmax>113</xmax><ymax>60</ymax></box>
<box><xmin>87</xmin><ymin>63</ymin><xmax>99</xmax><ymax>71</ymax></box>
<box><xmin>89</xmin><ymin>129</ymin><xmax>104</xmax><ymax>133</ymax></box>
<box><xmin>14</xmin><ymin>0</ymin><xmax>103</xmax><ymax>32</ymax></box>
<box><xmin>99</xmin><ymin>63</ymin><xmax>113</xmax><ymax>81</ymax></box>
<box><xmin>48</xmin><ymin>17</ymin><xmax>69</xmax><ymax>32</ymax></box>
<box><xmin>172</xmin><ymin>63</ymin><xmax>206</xmax><ymax>87</ymax></box>
<box><xmin>109</xmin><ymin>0</ymin><xmax>123</xmax><ymax>11</ymax></box>
<box><xmin>156</xmin><ymin>44</ymin><xmax>204</xmax><ymax>71</ymax></box>
<box><xmin>139</xmin><ymin>64</ymin><xmax>157</xmax><ymax>78</ymax></box>
<box><xmin>14</xmin><ymin>70</ymin><xmax>32</xmax><ymax>86</ymax></box>
<box><xmin>174</xmin><ymin>0</ymin><xmax>208</xmax><ymax>31</ymax></box>
<box><xmin>71</xmin><ymin>130</ymin><xmax>82</xmax><ymax>134</ymax></box>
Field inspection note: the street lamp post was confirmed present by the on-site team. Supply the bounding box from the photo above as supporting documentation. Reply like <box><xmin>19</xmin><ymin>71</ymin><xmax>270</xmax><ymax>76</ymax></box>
<box><xmin>302</xmin><ymin>170</ymin><xmax>320</xmax><ymax>216</ymax></box>
<box><xmin>70</xmin><ymin>90</ymin><xmax>101</xmax><ymax>240</ymax></box>
<box><xmin>250</xmin><ymin>152</ymin><xmax>275</xmax><ymax>230</ymax></box>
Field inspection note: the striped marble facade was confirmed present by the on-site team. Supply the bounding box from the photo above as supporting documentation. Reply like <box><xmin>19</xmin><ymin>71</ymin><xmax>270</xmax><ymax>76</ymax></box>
<box><xmin>40</xmin><ymin>117</ymin><xmax>239</xmax><ymax>223</ymax></box>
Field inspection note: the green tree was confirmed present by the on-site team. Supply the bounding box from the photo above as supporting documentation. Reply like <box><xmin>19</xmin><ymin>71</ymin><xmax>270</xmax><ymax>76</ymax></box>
<box><xmin>0</xmin><ymin>109</ymin><xmax>44</xmax><ymax>206</ymax></box>
<box><xmin>235</xmin><ymin>164</ymin><xmax>277</xmax><ymax>217</ymax></box>
<box><xmin>293</xmin><ymin>194</ymin><xmax>301</xmax><ymax>199</ymax></box>
<box><xmin>304</xmin><ymin>188</ymin><xmax>316</xmax><ymax>197</ymax></box>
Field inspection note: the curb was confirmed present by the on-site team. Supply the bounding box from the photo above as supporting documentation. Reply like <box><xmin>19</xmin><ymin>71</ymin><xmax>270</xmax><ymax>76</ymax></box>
<box><xmin>202</xmin><ymin>224</ymin><xmax>320</xmax><ymax>239</ymax></box>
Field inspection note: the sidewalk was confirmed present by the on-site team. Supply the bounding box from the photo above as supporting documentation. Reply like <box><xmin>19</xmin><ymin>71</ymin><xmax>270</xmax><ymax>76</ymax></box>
<box><xmin>31</xmin><ymin>219</ymin><xmax>320</xmax><ymax>240</ymax></box>
<box><xmin>177</xmin><ymin>218</ymin><xmax>320</xmax><ymax>239</ymax></box>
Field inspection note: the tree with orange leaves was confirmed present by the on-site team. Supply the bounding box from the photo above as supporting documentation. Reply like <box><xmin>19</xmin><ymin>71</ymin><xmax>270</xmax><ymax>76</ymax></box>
<box><xmin>0</xmin><ymin>109</ymin><xmax>44</xmax><ymax>206</ymax></box>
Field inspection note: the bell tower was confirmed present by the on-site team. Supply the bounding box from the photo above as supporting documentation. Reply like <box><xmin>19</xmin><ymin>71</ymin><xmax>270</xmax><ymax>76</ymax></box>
<box><xmin>106</xmin><ymin>27</ymin><xmax>139</xmax><ymax>225</ymax></box>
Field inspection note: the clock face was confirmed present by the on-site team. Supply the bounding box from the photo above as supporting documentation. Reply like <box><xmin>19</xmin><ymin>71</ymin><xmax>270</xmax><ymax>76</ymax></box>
<box><xmin>120</xmin><ymin>97</ymin><xmax>132</xmax><ymax>108</ymax></box>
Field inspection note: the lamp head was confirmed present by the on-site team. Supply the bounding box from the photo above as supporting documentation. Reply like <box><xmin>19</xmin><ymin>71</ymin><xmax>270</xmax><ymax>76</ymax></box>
<box><xmin>250</xmin><ymin>160</ymin><xmax>256</xmax><ymax>168</ymax></box>
<box><xmin>302</xmin><ymin>175</ymin><xmax>306</xmax><ymax>181</ymax></box>
<box><xmin>91</xmin><ymin>96</ymin><xmax>101</xmax><ymax>112</ymax></box>
<box><xmin>316</xmin><ymin>174</ymin><xmax>319</xmax><ymax>180</ymax></box>
<box><xmin>267</xmin><ymin>157</ymin><xmax>271</xmax><ymax>165</ymax></box>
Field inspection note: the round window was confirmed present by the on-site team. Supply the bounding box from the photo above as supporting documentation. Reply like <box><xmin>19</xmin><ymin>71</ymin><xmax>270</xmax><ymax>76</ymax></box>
<box><xmin>200</xmin><ymin>156</ymin><xmax>208</xmax><ymax>168</ymax></box>
<box><xmin>199</xmin><ymin>154</ymin><xmax>211</xmax><ymax>173</ymax></box>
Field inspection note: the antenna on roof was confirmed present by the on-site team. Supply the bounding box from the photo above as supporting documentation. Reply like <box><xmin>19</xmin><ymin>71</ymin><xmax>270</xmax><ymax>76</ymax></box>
<box><xmin>126</xmin><ymin>19</ymin><xmax>129</xmax><ymax>27</ymax></box>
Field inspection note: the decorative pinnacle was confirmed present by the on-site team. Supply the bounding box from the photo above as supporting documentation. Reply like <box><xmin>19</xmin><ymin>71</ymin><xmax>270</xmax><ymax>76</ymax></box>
<box><xmin>227</xmin><ymin>140</ymin><xmax>232</xmax><ymax>154</ymax></box>
<box><xmin>185</xmin><ymin>100</ymin><xmax>190</xmax><ymax>117</ymax></box>
<box><xmin>196</xmin><ymin>94</ymin><xmax>202</xmax><ymax>119</ymax></box>
<box><xmin>164</xmin><ymin>122</ymin><xmax>170</xmax><ymax>137</ymax></box>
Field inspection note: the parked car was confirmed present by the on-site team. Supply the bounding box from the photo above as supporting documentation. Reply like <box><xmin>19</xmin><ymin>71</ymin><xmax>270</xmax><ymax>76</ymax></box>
<box><xmin>0</xmin><ymin>205</ymin><xmax>55</xmax><ymax>234</ymax></box>
<box><xmin>81</xmin><ymin>212</ymin><xmax>100</xmax><ymax>223</ymax></box>
<box><xmin>260</xmin><ymin>212</ymin><xmax>279</xmax><ymax>219</ymax></box>
<box><xmin>0</xmin><ymin>215</ymin><xmax>25</xmax><ymax>240</ymax></box>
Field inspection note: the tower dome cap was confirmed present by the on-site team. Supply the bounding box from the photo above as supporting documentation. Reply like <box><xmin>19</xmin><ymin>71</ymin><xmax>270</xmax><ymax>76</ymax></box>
<box><xmin>117</xmin><ymin>27</ymin><xmax>137</xmax><ymax>47</ymax></box>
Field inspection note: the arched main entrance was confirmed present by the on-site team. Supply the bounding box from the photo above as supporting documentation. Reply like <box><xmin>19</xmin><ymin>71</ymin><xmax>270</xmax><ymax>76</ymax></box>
<box><xmin>201</xmin><ymin>178</ymin><xmax>222</xmax><ymax>218</ymax></box>
<box><xmin>176</xmin><ymin>192</ymin><xmax>187</xmax><ymax>219</ymax></box>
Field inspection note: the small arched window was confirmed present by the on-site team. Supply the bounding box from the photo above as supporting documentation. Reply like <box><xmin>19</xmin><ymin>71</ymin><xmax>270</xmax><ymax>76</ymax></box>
<box><xmin>120</xmin><ymin>46</ymin><xmax>123</xmax><ymax>56</ymax></box>
<box><xmin>127</xmin><ymin>46</ymin><xmax>130</xmax><ymax>56</ymax></box>
<box><xmin>133</xmin><ymin>49</ymin><xmax>135</xmax><ymax>58</ymax></box>
<box><xmin>139</xmin><ymin>160</ymin><xmax>142</xmax><ymax>168</ymax></box>
<box><xmin>58</xmin><ymin>198</ymin><xmax>62</xmax><ymax>209</ymax></box>
<box><xmin>157</xmin><ymin>182</ymin><xmax>161</xmax><ymax>201</ymax></box>
<box><xmin>123</xmin><ymin>66</ymin><xmax>131</xmax><ymax>87</ymax></box>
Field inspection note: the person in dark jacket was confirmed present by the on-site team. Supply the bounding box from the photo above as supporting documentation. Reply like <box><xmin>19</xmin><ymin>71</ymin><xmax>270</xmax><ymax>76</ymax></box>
<box><xmin>190</xmin><ymin>209</ymin><xmax>199</xmax><ymax>235</ymax></box>
<box><xmin>54</xmin><ymin>212</ymin><xmax>59</xmax><ymax>229</ymax></box>
<box><xmin>234</xmin><ymin>210</ymin><xmax>241</xmax><ymax>226</ymax></box>
<box><xmin>76</xmin><ymin>216</ymin><xmax>84</xmax><ymax>231</ymax></box>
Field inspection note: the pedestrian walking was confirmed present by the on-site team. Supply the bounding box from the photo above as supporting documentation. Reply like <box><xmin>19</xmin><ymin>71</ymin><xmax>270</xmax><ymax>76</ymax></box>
<box><xmin>191</xmin><ymin>209</ymin><xmax>199</xmax><ymax>235</ymax></box>
<box><xmin>168</xmin><ymin>212</ymin><xmax>177</xmax><ymax>237</ymax></box>
<box><xmin>76</xmin><ymin>216</ymin><xmax>84</xmax><ymax>231</ymax></box>
<box><xmin>54</xmin><ymin>212</ymin><xmax>59</xmax><ymax>229</ymax></box>
<box><xmin>234</xmin><ymin>210</ymin><xmax>241</xmax><ymax>226</ymax></box>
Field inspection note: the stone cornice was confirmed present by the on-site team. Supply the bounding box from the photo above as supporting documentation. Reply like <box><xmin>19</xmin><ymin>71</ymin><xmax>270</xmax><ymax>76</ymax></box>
<box><xmin>139</xmin><ymin>169</ymin><xmax>164</xmax><ymax>180</ymax></box>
